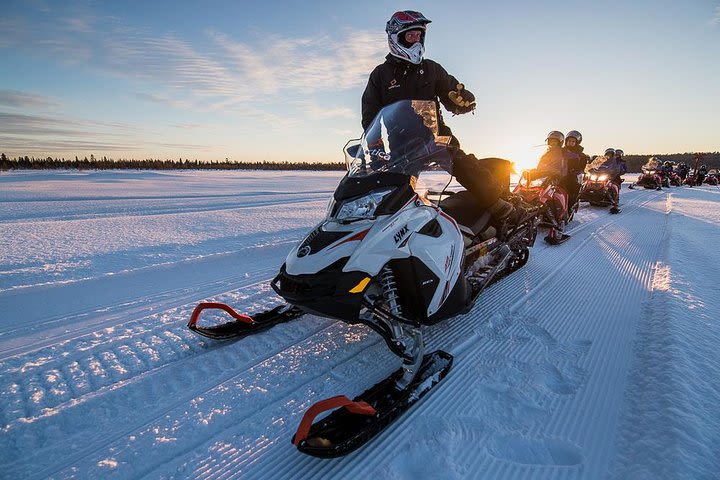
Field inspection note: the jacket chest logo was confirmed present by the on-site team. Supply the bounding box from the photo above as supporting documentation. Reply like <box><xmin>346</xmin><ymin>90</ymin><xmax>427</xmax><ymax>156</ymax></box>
<box><xmin>388</xmin><ymin>78</ymin><xmax>400</xmax><ymax>90</ymax></box>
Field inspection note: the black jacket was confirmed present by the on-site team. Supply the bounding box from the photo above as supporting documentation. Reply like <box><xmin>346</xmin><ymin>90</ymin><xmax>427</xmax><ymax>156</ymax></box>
<box><xmin>361</xmin><ymin>54</ymin><xmax>465</xmax><ymax>130</ymax></box>
<box><xmin>563</xmin><ymin>145</ymin><xmax>591</xmax><ymax>172</ymax></box>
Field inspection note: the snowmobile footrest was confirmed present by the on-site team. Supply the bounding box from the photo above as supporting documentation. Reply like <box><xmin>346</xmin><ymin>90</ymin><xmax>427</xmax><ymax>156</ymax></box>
<box><xmin>187</xmin><ymin>302</ymin><xmax>303</xmax><ymax>340</ymax></box>
<box><xmin>292</xmin><ymin>350</ymin><xmax>453</xmax><ymax>458</ymax></box>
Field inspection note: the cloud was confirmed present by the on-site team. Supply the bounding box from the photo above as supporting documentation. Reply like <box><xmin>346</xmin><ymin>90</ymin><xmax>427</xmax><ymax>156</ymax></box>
<box><xmin>0</xmin><ymin>112</ymin><xmax>89</xmax><ymax>136</ymax></box>
<box><xmin>0</xmin><ymin>111</ymin><xmax>202</xmax><ymax>155</ymax></box>
<box><xmin>0</xmin><ymin>6</ymin><xmax>381</xmax><ymax>156</ymax></box>
<box><xmin>1</xmin><ymin>11</ymin><xmax>384</xmax><ymax>112</ymax></box>
<box><xmin>0</xmin><ymin>136</ymin><xmax>141</xmax><ymax>153</ymax></box>
<box><xmin>296</xmin><ymin>100</ymin><xmax>355</xmax><ymax>120</ymax></box>
<box><xmin>0</xmin><ymin>90</ymin><xmax>60</xmax><ymax>109</ymax></box>
<box><xmin>210</xmin><ymin>30</ymin><xmax>385</xmax><ymax>94</ymax></box>
<box><xmin>135</xmin><ymin>92</ymin><xmax>192</xmax><ymax>110</ymax></box>
<box><xmin>157</xmin><ymin>142</ymin><xmax>214</xmax><ymax>150</ymax></box>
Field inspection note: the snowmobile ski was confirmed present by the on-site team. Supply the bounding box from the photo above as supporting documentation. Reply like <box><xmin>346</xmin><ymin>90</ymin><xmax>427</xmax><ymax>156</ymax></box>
<box><xmin>187</xmin><ymin>302</ymin><xmax>304</xmax><ymax>340</ymax></box>
<box><xmin>609</xmin><ymin>205</ymin><xmax>621</xmax><ymax>214</ymax></box>
<box><xmin>292</xmin><ymin>350</ymin><xmax>453</xmax><ymax>458</ymax></box>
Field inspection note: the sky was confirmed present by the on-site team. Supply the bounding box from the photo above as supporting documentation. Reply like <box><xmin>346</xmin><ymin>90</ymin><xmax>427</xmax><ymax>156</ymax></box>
<box><xmin>1</xmin><ymin>0</ymin><xmax>719</xmax><ymax>169</ymax></box>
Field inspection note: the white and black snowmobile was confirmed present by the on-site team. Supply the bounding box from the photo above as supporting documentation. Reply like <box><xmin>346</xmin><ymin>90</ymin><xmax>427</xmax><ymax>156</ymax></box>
<box><xmin>187</xmin><ymin>100</ymin><xmax>539</xmax><ymax>457</ymax></box>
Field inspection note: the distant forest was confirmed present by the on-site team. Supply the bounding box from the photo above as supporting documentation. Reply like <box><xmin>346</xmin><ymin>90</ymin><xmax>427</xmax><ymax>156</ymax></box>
<box><xmin>1</xmin><ymin>152</ymin><xmax>719</xmax><ymax>173</ymax></box>
<box><xmin>0</xmin><ymin>154</ymin><xmax>345</xmax><ymax>171</ymax></box>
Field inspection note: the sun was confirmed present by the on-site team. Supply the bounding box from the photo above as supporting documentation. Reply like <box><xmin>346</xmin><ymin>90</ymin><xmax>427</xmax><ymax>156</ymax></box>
<box><xmin>503</xmin><ymin>145</ymin><xmax>544</xmax><ymax>173</ymax></box>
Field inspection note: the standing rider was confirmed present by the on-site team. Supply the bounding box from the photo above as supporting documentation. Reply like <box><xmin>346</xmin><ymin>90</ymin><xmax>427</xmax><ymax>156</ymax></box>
<box><xmin>562</xmin><ymin>130</ymin><xmax>589</xmax><ymax>210</ymax></box>
<box><xmin>362</xmin><ymin>10</ymin><xmax>520</xmax><ymax>224</ymax></box>
<box><xmin>697</xmin><ymin>164</ymin><xmax>708</xmax><ymax>185</ymax></box>
<box><xmin>677</xmin><ymin>162</ymin><xmax>689</xmax><ymax>181</ymax></box>
<box><xmin>613</xmin><ymin>149</ymin><xmax>627</xmax><ymax>188</ymax></box>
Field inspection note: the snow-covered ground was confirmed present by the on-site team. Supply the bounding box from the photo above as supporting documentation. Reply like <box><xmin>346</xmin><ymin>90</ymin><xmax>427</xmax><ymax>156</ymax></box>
<box><xmin>1</xmin><ymin>170</ymin><xmax>718</xmax><ymax>479</ymax></box>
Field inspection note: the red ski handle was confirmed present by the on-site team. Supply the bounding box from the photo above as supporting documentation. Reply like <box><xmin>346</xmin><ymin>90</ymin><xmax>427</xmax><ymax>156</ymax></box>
<box><xmin>187</xmin><ymin>302</ymin><xmax>254</xmax><ymax>329</ymax></box>
<box><xmin>292</xmin><ymin>395</ymin><xmax>376</xmax><ymax>446</ymax></box>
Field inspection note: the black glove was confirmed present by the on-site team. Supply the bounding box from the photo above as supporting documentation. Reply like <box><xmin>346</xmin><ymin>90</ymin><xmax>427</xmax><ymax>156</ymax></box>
<box><xmin>448</xmin><ymin>84</ymin><xmax>476</xmax><ymax>114</ymax></box>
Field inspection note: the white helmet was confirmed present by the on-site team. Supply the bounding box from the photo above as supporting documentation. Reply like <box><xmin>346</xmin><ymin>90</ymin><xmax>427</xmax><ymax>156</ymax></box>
<box><xmin>546</xmin><ymin>130</ymin><xmax>565</xmax><ymax>145</ymax></box>
<box><xmin>386</xmin><ymin>11</ymin><xmax>431</xmax><ymax>65</ymax></box>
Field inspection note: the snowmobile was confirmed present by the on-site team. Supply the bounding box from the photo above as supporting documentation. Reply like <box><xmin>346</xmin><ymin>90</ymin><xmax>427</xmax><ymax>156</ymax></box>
<box><xmin>630</xmin><ymin>158</ymin><xmax>663</xmax><ymax>190</ymax></box>
<box><xmin>578</xmin><ymin>155</ymin><xmax>621</xmax><ymax>214</ymax></box>
<box><xmin>685</xmin><ymin>168</ymin><xmax>708</xmax><ymax>186</ymax></box>
<box><xmin>674</xmin><ymin>163</ymin><xmax>689</xmax><ymax>182</ymax></box>
<box><xmin>513</xmin><ymin>169</ymin><xmax>573</xmax><ymax>244</ymax></box>
<box><xmin>186</xmin><ymin>100</ymin><xmax>539</xmax><ymax>458</ymax></box>
<box><xmin>684</xmin><ymin>171</ymin><xmax>698</xmax><ymax>187</ymax></box>
<box><xmin>704</xmin><ymin>169</ymin><xmax>719</xmax><ymax>186</ymax></box>
<box><xmin>667</xmin><ymin>170</ymin><xmax>682</xmax><ymax>187</ymax></box>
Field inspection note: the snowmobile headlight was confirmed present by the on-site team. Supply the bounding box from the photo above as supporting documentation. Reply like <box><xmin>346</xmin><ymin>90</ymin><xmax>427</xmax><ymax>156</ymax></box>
<box><xmin>334</xmin><ymin>188</ymin><xmax>395</xmax><ymax>222</ymax></box>
<box><xmin>597</xmin><ymin>174</ymin><xmax>608</xmax><ymax>181</ymax></box>
<box><xmin>647</xmin><ymin>170</ymin><xmax>655</xmax><ymax>174</ymax></box>
<box><xmin>529</xmin><ymin>177</ymin><xmax>546</xmax><ymax>188</ymax></box>
<box><xmin>589</xmin><ymin>174</ymin><xmax>598</xmax><ymax>181</ymax></box>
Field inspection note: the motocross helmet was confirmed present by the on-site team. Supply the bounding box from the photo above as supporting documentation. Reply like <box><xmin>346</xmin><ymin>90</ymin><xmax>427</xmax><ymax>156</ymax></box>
<box><xmin>615</xmin><ymin>149</ymin><xmax>624</xmax><ymax>157</ymax></box>
<box><xmin>604</xmin><ymin>148</ymin><xmax>616</xmax><ymax>156</ymax></box>
<box><xmin>566</xmin><ymin>130</ymin><xmax>582</xmax><ymax>144</ymax></box>
<box><xmin>386</xmin><ymin>11</ymin><xmax>431</xmax><ymax>65</ymax></box>
<box><xmin>701</xmin><ymin>164</ymin><xmax>707</xmax><ymax>169</ymax></box>
<box><xmin>546</xmin><ymin>130</ymin><xmax>564</xmax><ymax>145</ymax></box>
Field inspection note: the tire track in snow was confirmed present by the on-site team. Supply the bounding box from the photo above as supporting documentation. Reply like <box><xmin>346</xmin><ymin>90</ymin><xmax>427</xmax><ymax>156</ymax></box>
<box><xmin>6</xmin><ymin>187</ymin><xmax>664</xmax><ymax>479</ymax></box>
<box><xmin>1</xmin><ymin>193</ymin><xmax>331</xmax><ymax>223</ymax></box>
<box><xmin>1</xmin><ymin>292</ymin><xmax>342</xmax><ymax>479</ymax></box>
<box><xmin>53</xmin><ymin>189</ymin><xmax>666</xmax><ymax>479</ymax></box>
<box><xmin>0</xmin><ymin>264</ymin><xmax>282</xmax><ymax>359</ymax></box>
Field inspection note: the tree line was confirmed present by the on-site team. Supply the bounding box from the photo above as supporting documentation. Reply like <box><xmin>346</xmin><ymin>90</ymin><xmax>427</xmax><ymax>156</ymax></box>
<box><xmin>0</xmin><ymin>154</ymin><xmax>345</xmax><ymax>171</ymax></box>
<box><xmin>622</xmin><ymin>152</ymin><xmax>720</xmax><ymax>172</ymax></box>
<box><xmin>1</xmin><ymin>152</ymin><xmax>719</xmax><ymax>173</ymax></box>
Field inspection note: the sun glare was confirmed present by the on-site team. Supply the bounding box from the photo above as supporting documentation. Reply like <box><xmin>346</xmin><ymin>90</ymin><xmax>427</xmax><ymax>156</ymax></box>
<box><xmin>503</xmin><ymin>145</ymin><xmax>544</xmax><ymax>173</ymax></box>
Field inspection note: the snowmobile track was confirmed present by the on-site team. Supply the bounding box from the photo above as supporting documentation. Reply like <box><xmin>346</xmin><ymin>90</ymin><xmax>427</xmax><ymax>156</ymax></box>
<box><xmin>82</xmin><ymin>189</ymin><xmax>668</xmax><ymax>480</ymax></box>
<box><xmin>2</xmin><ymin>185</ymin><xmax>675</xmax><ymax>479</ymax></box>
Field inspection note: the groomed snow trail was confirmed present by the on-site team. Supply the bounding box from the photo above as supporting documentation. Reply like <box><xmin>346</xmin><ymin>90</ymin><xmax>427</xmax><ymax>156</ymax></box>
<box><xmin>1</xmin><ymin>172</ymin><xmax>718</xmax><ymax>480</ymax></box>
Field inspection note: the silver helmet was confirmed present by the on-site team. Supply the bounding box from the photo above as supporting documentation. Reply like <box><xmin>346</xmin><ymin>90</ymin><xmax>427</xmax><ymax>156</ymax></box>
<box><xmin>566</xmin><ymin>130</ymin><xmax>582</xmax><ymax>144</ymax></box>
<box><xmin>546</xmin><ymin>130</ymin><xmax>565</xmax><ymax>145</ymax></box>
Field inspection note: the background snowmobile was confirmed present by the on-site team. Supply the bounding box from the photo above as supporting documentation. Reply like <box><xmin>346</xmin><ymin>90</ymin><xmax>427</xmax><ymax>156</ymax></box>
<box><xmin>513</xmin><ymin>169</ymin><xmax>573</xmax><ymax>245</ymax></box>
<box><xmin>667</xmin><ymin>169</ymin><xmax>682</xmax><ymax>186</ymax></box>
<box><xmin>674</xmin><ymin>163</ymin><xmax>689</xmax><ymax>181</ymax></box>
<box><xmin>630</xmin><ymin>158</ymin><xmax>663</xmax><ymax>190</ymax></box>
<box><xmin>186</xmin><ymin>100</ymin><xmax>539</xmax><ymax>458</ymax></box>
<box><xmin>684</xmin><ymin>170</ymin><xmax>698</xmax><ymax>186</ymax></box>
<box><xmin>579</xmin><ymin>155</ymin><xmax>621</xmax><ymax>214</ymax></box>
<box><xmin>704</xmin><ymin>169</ymin><xmax>719</xmax><ymax>186</ymax></box>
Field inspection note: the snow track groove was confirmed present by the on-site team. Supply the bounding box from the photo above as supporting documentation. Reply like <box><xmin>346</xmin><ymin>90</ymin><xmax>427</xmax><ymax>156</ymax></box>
<box><xmin>7</xmin><ymin>173</ymin><xmax>710</xmax><ymax>480</ymax></box>
<box><xmin>54</xmin><ymin>188</ymin><xmax>661</xmax><ymax>480</ymax></box>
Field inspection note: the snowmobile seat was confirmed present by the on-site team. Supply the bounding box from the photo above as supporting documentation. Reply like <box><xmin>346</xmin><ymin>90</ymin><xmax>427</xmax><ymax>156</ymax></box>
<box><xmin>438</xmin><ymin>191</ymin><xmax>496</xmax><ymax>240</ymax></box>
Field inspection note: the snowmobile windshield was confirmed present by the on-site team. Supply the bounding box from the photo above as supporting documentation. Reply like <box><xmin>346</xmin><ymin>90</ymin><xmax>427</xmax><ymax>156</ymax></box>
<box><xmin>346</xmin><ymin>100</ymin><xmax>453</xmax><ymax>178</ymax></box>
<box><xmin>587</xmin><ymin>155</ymin><xmax>620</xmax><ymax>173</ymax></box>
<box><xmin>643</xmin><ymin>159</ymin><xmax>661</xmax><ymax>171</ymax></box>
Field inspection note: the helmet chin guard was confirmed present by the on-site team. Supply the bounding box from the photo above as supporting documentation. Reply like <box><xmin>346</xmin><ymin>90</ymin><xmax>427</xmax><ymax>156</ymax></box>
<box><xmin>388</xmin><ymin>36</ymin><xmax>425</xmax><ymax>64</ymax></box>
